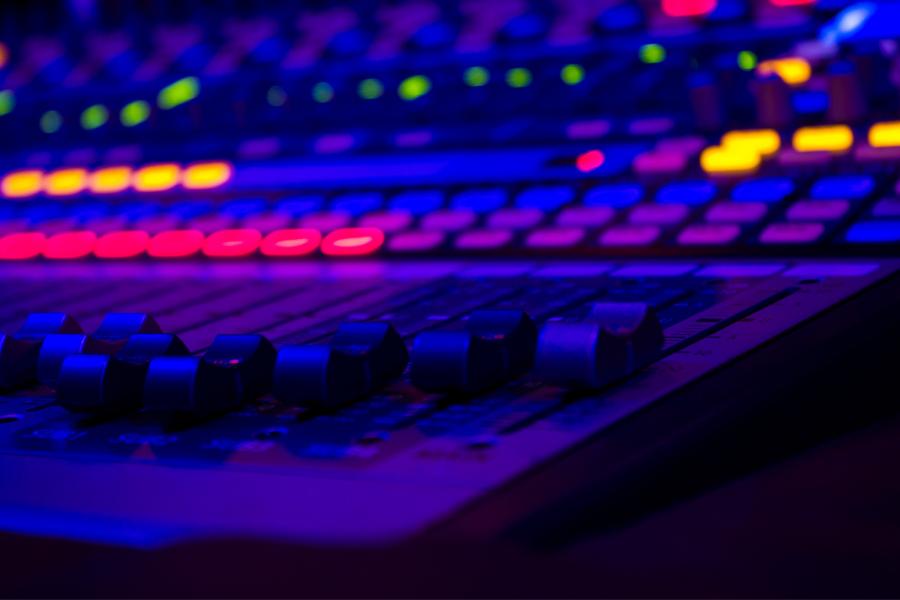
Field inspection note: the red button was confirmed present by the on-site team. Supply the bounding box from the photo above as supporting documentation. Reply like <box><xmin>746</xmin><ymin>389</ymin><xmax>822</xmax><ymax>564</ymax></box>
<box><xmin>94</xmin><ymin>230</ymin><xmax>149</xmax><ymax>259</ymax></box>
<box><xmin>203</xmin><ymin>228</ymin><xmax>262</xmax><ymax>258</ymax></box>
<box><xmin>260</xmin><ymin>228</ymin><xmax>322</xmax><ymax>257</ymax></box>
<box><xmin>43</xmin><ymin>231</ymin><xmax>97</xmax><ymax>259</ymax></box>
<box><xmin>0</xmin><ymin>232</ymin><xmax>46</xmax><ymax>260</ymax></box>
<box><xmin>148</xmin><ymin>230</ymin><xmax>205</xmax><ymax>258</ymax></box>
<box><xmin>321</xmin><ymin>227</ymin><xmax>385</xmax><ymax>256</ymax></box>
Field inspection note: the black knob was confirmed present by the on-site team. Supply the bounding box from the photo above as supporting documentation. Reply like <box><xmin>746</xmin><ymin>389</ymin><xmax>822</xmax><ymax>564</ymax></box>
<box><xmin>466</xmin><ymin>309</ymin><xmax>537</xmax><ymax>377</ymax></box>
<box><xmin>273</xmin><ymin>345</ymin><xmax>369</xmax><ymax>409</ymax></box>
<box><xmin>410</xmin><ymin>331</ymin><xmax>506</xmax><ymax>394</ymax></box>
<box><xmin>331</xmin><ymin>321</ymin><xmax>408</xmax><ymax>388</ymax></box>
<box><xmin>0</xmin><ymin>313</ymin><xmax>82</xmax><ymax>389</ymax></box>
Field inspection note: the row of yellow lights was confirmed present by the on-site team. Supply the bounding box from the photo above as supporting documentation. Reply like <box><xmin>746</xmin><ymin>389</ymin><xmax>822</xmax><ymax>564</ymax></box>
<box><xmin>1</xmin><ymin>161</ymin><xmax>233</xmax><ymax>199</ymax></box>
<box><xmin>700</xmin><ymin>121</ymin><xmax>900</xmax><ymax>175</ymax></box>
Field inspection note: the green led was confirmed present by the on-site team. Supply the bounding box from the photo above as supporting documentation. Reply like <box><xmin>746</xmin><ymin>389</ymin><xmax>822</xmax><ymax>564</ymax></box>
<box><xmin>267</xmin><ymin>85</ymin><xmax>287</xmax><ymax>107</ymax></box>
<box><xmin>40</xmin><ymin>110</ymin><xmax>62</xmax><ymax>134</ymax></box>
<box><xmin>81</xmin><ymin>104</ymin><xmax>108</xmax><ymax>130</ymax></box>
<box><xmin>463</xmin><ymin>66</ymin><xmax>490</xmax><ymax>87</ymax></box>
<box><xmin>640</xmin><ymin>44</ymin><xmax>666</xmax><ymax>64</ymax></box>
<box><xmin>0</xmin><ymin>90</ymin><xmax>13</xmax><ymax>116</ymax></box>
<box><xmin>157</xmin><ymin>76</ymin><xmax>199</xmax><ymax>110</ymax></box>
<box><xmin>737</xmin><ymin>50</ymin><xmax>758</xmax><ymax>71</ymax></box>
<box><xmin>398</xmin><ymin>75</ymin><xmax>431</xmax><ymax>101</ymax></box>
<box><xmin>120</xmin><ymin>100</ymin><xmax>150</xmax><ymax>127</ymax></box>
<box><xmin>506</xmin><ymin>67</ymin><xmax>532</xmax><ymax>88</ymax></box>
<box><xmin>312</xmin><ymin>82</ymin><xmax>334</xmax><ymax>103</ymax></box>
<box><xmin>560</xmin><ymin>64</ymin><xmax>585</xmax><ymax>85</ymax></box>
<box><xmin>358</xmin><ymin>78</ymin><xmax>384</xmax><ymax>100</ymax></box>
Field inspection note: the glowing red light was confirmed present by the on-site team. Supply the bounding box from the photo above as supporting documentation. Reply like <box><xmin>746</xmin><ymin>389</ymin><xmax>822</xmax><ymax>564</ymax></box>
<box><xmin>0</xmin><ymin>232</ymin><xmax>46</xmax><ymax>260</ymax></box>
<box><xmin>43</xmin><ymin>231</ymin><xmax>97</xmax><ymax>259</ymax></box>
<box><xmin>575</xmin><ymin>149</ymin><xmax>606</xmax><ymax>173</ymax></box>
<box><xmin>203</xmin><ymin>229</ymin><xmax>262</xmax><ymax>258</ymax></box>
<box><xmin>260</xmin><ymin>228</ymin><xmax>322</xmax><ymax>257</ymax></box>
<box><xmin>320</xmin><ymin>227</ymin><xmax>385</xmax><ymax>257</ymax></box>
<box><xmin>769</xmin><ymin>0</ymin><xmax>814</xmax><ymax>5</ymax></box>
<box><xmin>94</xmin><ymin>230</ymin><xmax>150</xmax><ymax>259</ymax></box>
<box><xmin>662</xmin><ymin>0</ymin><xmax>717</xmax><ymax>17</ymax></box>
<box><xmin>148</xmin><ymin>230</ymin><xmax>205</xmax><ymax>258</ymax></box>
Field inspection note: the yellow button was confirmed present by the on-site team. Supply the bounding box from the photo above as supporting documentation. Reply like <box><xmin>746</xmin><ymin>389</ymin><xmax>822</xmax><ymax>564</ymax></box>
<box><xmin>89</xmin><ymin>166</ymin><xmax>132</xmax><ymax>194</ymax></box>
<box><xmin>45</xmin><ymin>168</ymin><xmax>88</xmax><ymax>196</ymax></box>
<box><xmin>133</xmin><ymin>163</ymin><xmax>181</xmax><ymax>192</ymax></box>
<box><xmin>700</xmin><ymin>146</ymin><xmax>762</xmax><ymax>175</ymax></box>
<box><xmin>757</xmin><ymin>57</ymin><xmax>811</xmax><ymax>86</ymax></box>
<box><xmin>721</xmin><ymin>129</ymin><xmax>781</xmax><ymax>156</ymax></box>
<box><xmin>182</xmin><ymin>161</ymin><xmax>232</xmax><ymax>190</ymax></box>
<box><xmin>1</xmin><ymin>170</ymin><xmax>43</xmax><ymax>198</ymax></box>
<box><xmin>868</xmin><ymin>121</ymin><xmax>900</xmax><ymax>148</ymax></box>
<box><xmin>792</xmin><ymin>125</ymin><xmax>854</xmax><ymax>153</ymax></box>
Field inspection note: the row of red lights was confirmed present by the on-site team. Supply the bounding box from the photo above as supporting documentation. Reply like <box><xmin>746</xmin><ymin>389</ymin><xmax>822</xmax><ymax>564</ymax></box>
<box><xmin>0</xmin><ymin>227</ymin><xmax>386</xmax><ymax>260</ymax></box>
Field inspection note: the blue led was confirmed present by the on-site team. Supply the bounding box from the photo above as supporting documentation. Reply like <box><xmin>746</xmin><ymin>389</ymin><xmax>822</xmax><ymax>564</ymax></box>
<box><xmin>170</xmin><ymin>201</ymin><xmax>213</xmax><ymax>219</ymax></box>
<box><xmin>452</xmin><ymin>189</ymin><xmax>507</xmax><ymax>213</ymax></box>
<box><xmin>583</xmin><ymin>184</ymin><xmax>643</xmax><ymax>208</ymax></box>
<box><xmin>656</xmin><ymin>181</ymin><xmax>717</xmax><ymax>206</ymax></box>
<box><xmin>220</xmin><ymin>198</ymin><xmax>268</xmax><ymax>218</ymax></box>
<box><xmin>792</xmin><ymin>90</ymin><xmax>829</xmax><ymax>115</ymax></box>
<box><xmin>731</xmin><ymin>178</ymin><xmax>795</xmax><ymax>204</ymax></box>
<box><xmin>845</xmin><ymin>221</ymin><xmax>900</xmax><ymax>243</ymax></box>
<box><xmin>332</xmin><ymin>193</ymin><xmax>383</xmax><ymax>216</ymax></box>
<box><xmin>810</xmin><ymin>175</ymin><xmax>874</xmax><ymax>200</ymax></box>
<box><xmin>516</xmin><ymin>186</ymin><xmax>575</xmax><ymax>211</ymax></box>
<box><xmin>389</xmin><ymin>190</ymin><xmax>444</xmax><ymax>215</ymax></box>
<box><xmin>277</xmin><ymin>195</ymin><xmax>325</xmax><ymax>216</ymax></box>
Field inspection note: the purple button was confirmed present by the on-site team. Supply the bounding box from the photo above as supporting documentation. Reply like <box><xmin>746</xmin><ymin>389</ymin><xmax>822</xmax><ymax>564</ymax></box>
<box><xmin>556</xmin><ymin>206</ymin><xmax>614</xmax><ymax>227</ymax></box>
<box><xmin>242</xmin><ymin>211</ymin><xmax>293</xmax><ymax>232</ymax></box>
<box><xmin>677</xmin><ymin>224</ymin><xmax>740</xmax><ymax>246</ymax></box>
<box><xmin>190</xmin><ymin>213</ymin><xmax>236</xmax><ymax>234</ymax></box>
<box><xmin>629</xmin><ymin>203</ymin><xmax>689</xmax><ymax>225</ymax></box>
<box><xmin>565</xmin><ymin>119</ymin><xmax>611</xmax><ymax>140</ymax></box>
<box><xmin>760</xmin><ymin>223</ymin><xmax>825</xmax><ymax>244</ymax></box>
<box><xmin>82</xmin><ymin>215</ymin><xmax>130</xmax><ymax>234</ymax></box>
<box><xmin>421</xmin><ymin>209</ymin><xmax>477</xmax><ymax>231</ymax></box>
<box><xmin>455</xmin><ymin>229</ymin><xmax>513</xmax><ymax>250</ymax></box>
<box><xmin>706</xmin><ymin>202</ymin><xmax>767</xmax><ymax>223</ymax></box>
<box><xmin>786</xmin><ymin>200</ymin><xmax>849</xmax><ymax>221</ymax></box>
<box><xmin>633</xmin><ymin>151</ymin><xmax>687</xmax><ymax>176</ymax></box>
<box><xmin>388</xmin><ymin>230</ymin><xmax>445</xmax><ymax>252</ymax></box>
<box><xmin>656</xmin><ymin>136</ymin><xmax>707</xmax><ymax>155</ymax></box>
<box><xmin>301</xmin><ymin>212</ymin><xmax>352</xmax><ymax>231</ymax></box>
<box><xmin>599</xmin><ymin>225</ymin><xmax>661</xmax><ymax>246</ymax></box>
<box><xmin>777</xmin><ymin>150</ymin><xmax>833</xmax><ymax>168</ymax></box>
<box><xmin>872</xmin><ymin>199</ymin><xmax>900</xmax><ymax>217</ymax></box>
<box><xmin>358</xmin><ymin>211</ymin><xmax>413</xmax><ymax>232</ymax></box>
<box><xmin>134</xmin><ymin>214</ymin><xmax>182</xmax><ymax>234</ymax></box>
<box><xmin>487</xmin><ymin>208</ymin><xmax>543</xmax><ymax>229</ymax></box>
<box><xmin>526</xmin><ymin>227</ymin><xmax>585</xmax><ymax>248</ymax></box>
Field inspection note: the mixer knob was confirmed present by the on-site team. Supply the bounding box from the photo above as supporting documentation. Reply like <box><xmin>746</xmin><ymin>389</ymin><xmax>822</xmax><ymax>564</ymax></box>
<box><xmin>754</xmin><ymin>74</ymin><xmax>793</xmax><ymax>129</ymax></box>
<box><xmin>0</xmin><ymin>313</ymin><xmax>82</xmax><ymax>390</ymax></box>
<box><xmin>827</xmin><ymin>60</ymin><xmax>866</xmax><ymax>124</ymax></box>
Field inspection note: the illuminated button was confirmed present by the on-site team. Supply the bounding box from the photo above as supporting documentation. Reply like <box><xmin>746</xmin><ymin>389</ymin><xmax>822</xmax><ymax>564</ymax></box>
<box><xmin>358</xmin><ymin>211</ymin><xmax>413</xmax><ymax>232</ymax></box>
<box><xmin>277</xmin><ymin>195</ymin><xmax>324</xmax><ymax>216</ymax></box>
<box><xmin>759</xmin><ymin>222</ymin><xmax>825</xmax><ymax>244</ymax></box>
<box><xmin>657</xmin><ymin>181</ymin><xmax>717</xmax><ymax>205</ymax></box>
<box><xmin>599</xmin><ymin>225</ymin><xmax>661</xmax><ymax>247</ymax></box>
<box><xmin>37</xmin><ymin>217</ymin><xmax>79</xmax><ymax>234</ymax></box>
<box><xmin>301</xmin><ymin>211</ymin><xmax>351</xmax><ymax>231</ymax></box>
<box><xmin>662</xmin><ymin>0</ymin><xmax>716</xmax><ymax>17</ymax></box>
<box><xmin>0</xmin><ymin>232</ymin><xmax>46</xmax><ymax>260</ymax></box>
<box><xmin>44</xmin><ymin>168</ymin><xmax>88</xmax><ymax>196</ymax></box>
<box><xmin>421</xmin><ymin>209</ymin><xmax>477</xmax><ymax>231</ymax></box>
<box><xmin>845</xmin><ymin>221</ymin><xmax>900</xmax><ymax>244</ymax></box>
<box><xmin>321</xmin><ymin>227</ymin><xmax>385</xmax><ymax>256</ymax></box>
<box><xmin>259</xmin><ymin>228</ymin><xmax>321</xmax><ymax>257</ymax></box>
<box><xmin>182</xmin><ymin>162</ymin><xmax>232</xmax><ymax>190</ymax></box>
<box><xmin>2</xmin><ymin>170</ymin><xmax>43</xmax><ymax>199</ymax></box>
<box><xmin>487</xmin><ymin>208</ymin><xmax>543</xmax><ymax>229</ymax></box>
<box><xmin>94</xmin><ymin>231</ymin><xmax>150</xmax><ymax>259</ymax></box>
<box><xmin>757</xmin><ymin>57</ymin><xmax>811</xmax><ymax>86</ymax></box>
<box><xmin>786</xmin><ymin>200</ymin><xmax>849</xmax><ymax>221</ymax></box>
<box><xmin>203</xmin><ymin>229</ymin><xmax>262</xmax><ymax>258</ymax></box>
<box><xmin>677</xmin><ymin>224</ymin><xmax>740</xmax><ymax>246</ymax></box>
<box><xmin>868</xmin><ymin>121</ymin><xmax>900</xmax><ymax>148</ymax></box>
<box><xmin>133</xmin><ymin>214</ymin><xmax>182</xmax><ymax>234</ymax></box>
<box><xmin>189</xmin><ymin>213</ymin><xmax>235</xmax><ymax>234</ymax></box>
<box><xmin>872</xmin><ymin>199</ymin><xmax>900</xmax><ymax>218</ymax></box>
<box><xmin>387</xmin><ymin>230</ymin><xmax>445</xmax><ymax>252</ymax></box>
<box><xmin>792</xmin><ymin>125</ymin><xmax>854</xmax><ymax>153</ymax></box>
<box><xmin>633</xmin><ymin>151</ymin><xmax>687</xmax><ymax>176</ymax></box>
<box><xmin>810</xmin><ymin>175</ymin><xmax>873</xmax><ymax>200</ymax></box>
<box><xmin>526</xmin><ymin>227</ymin><xmax>585</xmax><ymax>248</ymax></box>
<box><xmin>575</xmin><ymin>150</ymin><xmax>605</xmax><ymax>173</ymax></box>
<box><xmin>332</xmin><ymin>192</ymin><xmax>383</xmax><ymax>216</ymax></box>
<box><xmin>452</xmin><ymin>189</ymin><xmax>506</xmax><ymax>213</ymax></box>
<box><xmin>389</xmin><ymin>190</ymin><xmax>443</xmax><ymax>215</ymax></box>
<box><xmin>148</xmin><ymin>230</ymin><xmax>205</xmax><ymax>258</ymax></box>
<box><xmin>455</xmin><ymin>229</ymin><xmax>513</xmax><ymax>250</ymax></box>
<box><xmin>89</xmin><ymin>166</ymin><xmax>132</xmax><ymax>194</ymax></box>
<box><xmin>43</xmin><ymin>231</ymin><xmax>97</xmax><ymax>259</ymax></box>
<box><xmin>706</xmin><ymin>202</ymin><xmax>767</xmax><ymax>223</ymax></box>
<box><xmin>721</xmin><ymin>129</ymin><xmax>781</xmax><ymax>156</ymax></box>
<box><xmin>777</xmin><ymin>150</ymin><xmax>833</xmax><ymax>168</ymax></box>
<box><xmin>700</xmin><ymin>146</ymin><xmax>761</xmax><ymax>175</ymax></box>
<box><xmin>515</xmin><ymin>186</ymin><xmax>575</xmax><ymax>211</ymax></box>
<box><xmin>584</xmin><ymin>184</ymin><xmax>643</xmax><ymax>208</ymax></box>
<box><xmin>242</xmin><ymin>211</ymin><xmax>292</xmax><ymax>232</ymax></box>
<box><xmin>556</xmin><ymin>206</ymin><xmax>614</xmax><ymax>228</ymax></box>
<box><xmin>731</xmin><ymin>177</ymin><xmax>795</xmax><ymax>203</ymax></box>
<box><xmin>630</xmin><ymin>204</ymin><xmax>689</xmax><ymax>225</ymax></box>
<box><xmin>133</xmin><ymin>164</ymin><xmax>181</xmax><ymax>192</ymax></box>
<box><xmin>83</xmin><ymin>215</ymin><xmax>129</xmax><ymax>235</ymax></box>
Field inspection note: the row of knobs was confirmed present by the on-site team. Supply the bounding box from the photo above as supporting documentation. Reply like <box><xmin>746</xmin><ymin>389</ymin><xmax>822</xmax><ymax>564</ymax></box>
<box><xmin>0</xmin><ymin>305</ymin><xmax>665</xmax><ymax>418</ymax></box>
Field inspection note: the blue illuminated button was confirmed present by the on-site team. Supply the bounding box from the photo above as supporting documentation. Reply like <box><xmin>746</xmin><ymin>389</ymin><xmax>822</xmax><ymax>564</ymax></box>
<box><xmin>810</xmin><ymin>175</ymin><xmax>874</xmax><ymax>200</ymax></box>
<box><xmin>220</xmin><ymin>198</ymin><xmax>268</xmax><ymax>218</ymax></box>
<box><xmin>452</xmin><ymin>188</ymin><xmax>507</xmax><ymax>213</ymax></box>
<box><xmin>845</xmin><ymin>221</ymin><xmax>900</xmax><ymax>243</ymax></box>
<box><xmin>277</xmin><ymin>195</ymin><xmax>325</xmax><ymax>216</ymax></box>
<box><xmin>389</xmin><ymin>190</ymin><xmax>444</xmax><ymax>215</ymax></box>
<box><xmin>656</xmin><ymin>181</ymin><xmax>717</xmax><ymax>206</ymax></box>
<box><xmin>731</xmin><ymin>177</ymin><xmax>795</xmax><ymax>204</ymax></box>
<box><xmin>332</xmin><ymin>192</ymin><xmax>383</xmax><ymax>216</ymax></box>
<box><xmin>583</xmin><ymin>183</ymin><xmax>643</xmax><ymax>208</ymax></box>
<box><xmin>515</xmin><ymin>185</ymin><xmax>575</xmax><ymax>211</ymax></box>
